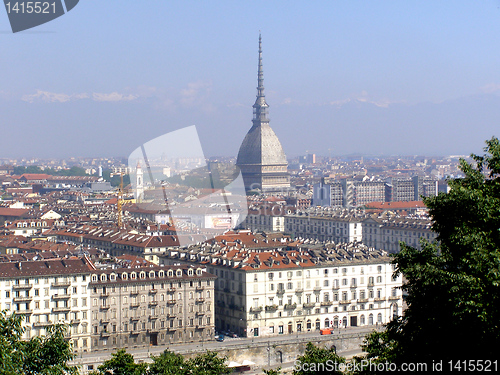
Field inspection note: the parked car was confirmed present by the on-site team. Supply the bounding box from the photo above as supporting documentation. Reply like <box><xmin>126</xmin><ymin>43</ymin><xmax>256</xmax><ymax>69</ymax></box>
<box><xmin>320</xmin><ymin>328</ymin><xmax>332</xmax><ymax>335</ymax></box>
<box><xmin>216</xmin><ymin>334</ymin><xmax>225</xmax><ymax>342</ymax></box>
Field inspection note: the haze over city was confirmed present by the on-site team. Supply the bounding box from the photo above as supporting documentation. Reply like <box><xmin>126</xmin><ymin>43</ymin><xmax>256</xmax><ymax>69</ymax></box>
<box><xmin>2</xmin><ymin>1</ymin><xmax>500</xmax><ymax>158</ymax></box>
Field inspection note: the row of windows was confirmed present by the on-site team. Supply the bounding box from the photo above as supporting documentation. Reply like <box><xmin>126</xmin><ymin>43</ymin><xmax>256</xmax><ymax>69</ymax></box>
<box><xmin>91</xmin><ymin>268</ymin><xmax>204</xmax><ymax>282</ymax></box>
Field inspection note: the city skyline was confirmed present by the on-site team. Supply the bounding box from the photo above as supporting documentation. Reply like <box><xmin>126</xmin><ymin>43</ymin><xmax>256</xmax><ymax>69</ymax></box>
<box><xmin>2</xmin><ymin>2</ymin><xmax>500</xmax><ymax>158</ymax></box>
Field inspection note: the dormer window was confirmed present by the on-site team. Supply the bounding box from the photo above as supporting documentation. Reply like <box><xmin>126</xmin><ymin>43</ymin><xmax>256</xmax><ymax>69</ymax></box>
<box><xmin>149</xmin><ymin>271</ymin><xmax>155</xmax><ymax>279</ymax></box>
<box><xmin>167</xmin><ymin>270</ymin><xmax>173</xmax><ymax>277</ymax></box>
<box><xmin>140</xmin><ymin>272</ymin><xmax>146</xmax><ymax>279</ymax></box>
<box><xmin>122</xmin><ymin>273</ymin><xmax>128</xmax><ymax>280</ymax></box>
<box><xmin>131</xmin><ymin>272</ymin><xmax>137</xmax><ymax>279</ymax></box>
<box><xmin>100</xmin><ymin>274</ymin><xmax>106</xmax><ymax>282</ymax></box>
<box><xmin>110</xmin><ymin>274</ymin><xmax>116</xmax><ymax>281</ymax></box>
<box><xmin>176</xmin><ymin>270</ymin><xmax>182</xmax><ymax>277</ymax></box>
<box><xmin>188</xmin><ymin>269</ymin><xmax>193</xmax><ymax>276</ymax></box>
<box><xmin>159</xmin><ymin>271</ymin><xmax>164</xmax><ymax>278</ymax></box>
<box><xmin>196</xmin><ymin>269</ymin><xmax>202</xmax><ymax>276</ymax></box>
<box><xmin>92</xmin><ymin>274</ymin><xmax>98</xmax><ymax>282</ymax></box>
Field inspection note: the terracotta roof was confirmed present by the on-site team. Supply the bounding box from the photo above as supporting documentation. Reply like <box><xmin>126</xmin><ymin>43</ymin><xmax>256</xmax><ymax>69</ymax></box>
<box><xmin>0</xmin><ymin>258</ymin><xmax>92</xmax><ymax>278</ymax></box>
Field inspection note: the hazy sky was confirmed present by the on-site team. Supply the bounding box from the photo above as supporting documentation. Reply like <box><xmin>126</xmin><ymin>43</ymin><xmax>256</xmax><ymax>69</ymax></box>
<box><xmin>2</xmin><ymin>1</ymin><xmax>500</xmax><ymax>159</ymax></box>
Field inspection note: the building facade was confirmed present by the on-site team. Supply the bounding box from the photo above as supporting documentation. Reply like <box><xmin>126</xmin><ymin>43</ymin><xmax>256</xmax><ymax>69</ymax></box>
<box><xmin>89</xmin><ymin>264</ymin><xmax>215</xmax><ymax>351</ymax></box>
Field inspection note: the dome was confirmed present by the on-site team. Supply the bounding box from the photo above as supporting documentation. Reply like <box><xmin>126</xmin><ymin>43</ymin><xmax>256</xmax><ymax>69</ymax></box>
<box><xmin>237</xmin><ymin>123</ymin><xmax>287</xmax><ymax>166</ymax></box>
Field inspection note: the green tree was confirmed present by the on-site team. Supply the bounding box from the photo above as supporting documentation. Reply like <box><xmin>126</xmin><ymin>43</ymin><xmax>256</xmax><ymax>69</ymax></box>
<box><xmin>0</xmin><ymin>310</ymin><xmax>24</xmax><ymax>374</ymax></box>
<box><xmin>361</xmin><ymin>137</ymin><xmax>500</xmax><ymax>369</ymax></box>
<box><xmin>184</xmin><ymin>351</ymin><xmax>231</xmax><ymax>375</ymax></box>
<box><xmin>263</xmin><ymin>367</ymin><xmax>282</xmax><ymax>375</ymax></box>
<box><xmin>293</xmin><ymin>342</ymin><xmax>345</xmax><ymax>375</ymax></box>
<box><xmin>148</xmin><ymin>349</ymin><xmax>186</xmax><ymax>375</ymax></box>
<box><xmin>0</xmin><ymin>311</ymin><xmax>78</xmax><ymax>375</ymax></box>
<box><xmin>97</xmin><ymin>349</ymin><xmax>147</xmax><ymax>375</ymax></box>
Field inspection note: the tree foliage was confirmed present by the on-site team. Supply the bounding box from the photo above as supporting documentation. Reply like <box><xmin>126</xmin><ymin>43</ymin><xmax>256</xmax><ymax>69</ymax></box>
<box><xmin>361</xmin><ymin>137</ymin><xmax>500</xmax><ymax>368</ymax></box>
<box><xmin>91</xmin><ymin>349</ymin><xmax>230</xmax><ymax>375</ymax></box>
<box><xmin>293</xmin><ymin>342</ymin><xmax>344</xmax><ymax>375</ymax></box>
<box><xmin>0</xmin><ymin>311</ymin><xmax>78</xmax><ymax>375</ymax></box>
<box><xmin>96</xmin><ymin>349</ymin><xmax>147</xmax><ymax>375</ymax></box>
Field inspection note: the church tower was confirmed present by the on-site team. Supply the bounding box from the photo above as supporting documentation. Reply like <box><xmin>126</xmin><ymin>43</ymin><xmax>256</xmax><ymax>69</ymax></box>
<box><xmin>136</xmin><ymin>162</ymin><xmax>144</xmax><ymax>203</ymax></box>
<box><xmin>236</xmin><ymin>35</ymin><xmax>290</xmax><ymax>192</ymax></box>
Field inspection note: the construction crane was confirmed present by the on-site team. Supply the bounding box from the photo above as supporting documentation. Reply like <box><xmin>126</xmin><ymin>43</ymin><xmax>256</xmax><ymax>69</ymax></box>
<box><xmin>117</xmin><ymin>172</ymin><xmax>124</xmax><ymax>228</ymax></box>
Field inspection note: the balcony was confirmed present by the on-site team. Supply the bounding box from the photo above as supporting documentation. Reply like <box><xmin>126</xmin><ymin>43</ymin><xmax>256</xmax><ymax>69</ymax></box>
<box><xmin>374</xmin><ymin>297</ymin><xmax>385</xmax><ymax>302</ymax></box>
<box><xmin>100</xmin><ymin>331</ymin><xmax>110</xmax><ymax>337</ymax></box>
<box><xmin>166</xmin><ymin>299</ymin><xmax>176</xmax><ymax>305</ymax></box>
<box><xmin>100</xmin><ymin>318</ymin><xmax>110</xmax><ymax>324</ymax></box>
<box><xmin>149</xmin><ymin>300</ymin><xmax>158</xmax><ymax>306</ymax></box>
<box><xmin>70</xmin><ymin>319</ymin><xmax>80</xmax><ymax>324</ymax></box>
<box><xmin>388</xmin><ymin>295</ymin><xmax>399</xmax><ymax>300</ymax></box>
<box><xmin>195</xmin><ymin>286</ymin><xmax>204</xmax><ymax>292</ymax></box>
<box><xmin>52</xmin><ymin>306</ymin><xmax>70</xmax><ymax>313</ymax></box>
<box><xmin>284</xmin><ymin>303</ymin><xmax>297</xmax><ymax>310</ymax></box>
<box><xmin>100</xmin><ymin>304</ymin><xmax>110</xmax><ymax>310</ymax></box>
<box><xmin>357</xmin><ymin>298</ymin><xmax>369</xmax><ymax>303</ymax></box>
<box><xmin>52</xmin><ymin>294</ymin><xmax>70</xmax><ymax>300</ymax></box>
<box><xmin>52</xmin><ymin>281</ymin><xmax>71</xmax><ymax>287</ymax></box>
<box><xmin>339</xmin><ymin>300</ymin><xmax>350</xmax><ymax>305</ymax></box>
<box><xmin>130</xmin><ymin>330</ymin><xmax>140</xmax><ymax>335</ymax></box>
<box><xmin>320</xmin><ymin>301</ymin><xmax>333</xmax><ymax>306</ymax></box>
<box><xmin>16</xmin><ymin>309</ymin><xmax>33</xmax><ymax>314</ymax></box>
<box><xmin>265</xmin><ymin>305</ymin><xmax>278</xmax><ymax>312</ymax></box>
<box><xmin>332</xmin><ymin>286</ymin><xmax>340</xmax><ymax>290</ymax></box>
<box><xmin>130</xmin><ymin>302</ymin><xmax>140</xmax><ymax>308</ymax></box>
<box><xmin>276</xmin><ymin>289</ymin><xmax>285</xmax><ymax>295</ymax></box>
<box><xmin>249</xmin><ymin>306</ymin><xmax>263</xmax><ymax>313</ymax></box>
<box><xmin>303</xmin><ymin>302</ymin><xmax>316</xmax><ymax>308</ymax></box>
<box><xmin>13</xmin><ymin>284</ymin><xmax>32</xmax><ymax>290</ymax></box>
<box><xmin>350</xmin><ymin>284</ymin><xmax>357</xmax><ymax>289</ymax></box>
<box><xmin>195</xmin><ymin>311</ymin><xmax>205</xmax><ymax>316</ymax></box>
<box><xmin>149</xmin><ymin>289</ymin><xmax>158</xmax><ymax>294</ymax></box>
<box><xmin>313</xmin><ymin>286</ymin><xmax>321</xmax><ymax>292</ymax></box>
<box><xmin>295</xmin><ymin>288</ymin><xmax>303</xmax><ymax>293</ymax></box>
<box><xmin>130</xmin><ymin>316</ymin><xmax>140</xmax><ymax>321</ymax></box>
<box><xmin>167</xmin><ymin>288</ymin><xmax>176</xmax><ymax>293</ymax></box>
<box><xmin>149</xmin><ymin>315</ymin><xmax>158</xmax><ymax>320</ymax></box>
<box><xmin>33</xmin><ymin>321</ymin><xmax>53</xmax><ymax>327</ymax></box>
<box><xmin>130</xmin><ymin>290</ymin><xmax>139</xmax><ymax>295</ymax></box>
<box><xmin>195</xmin><ymin>298</ymin><xmax>205</xmax><ymax>303</ymax></box>
<box><xmin>13</xmin><ymin>296</ymin><xmax>32</xmax><ymax>302</ymax></box>
<box><xmin>367</xmin><ymin>282</ymin><xmax>375</xmax><ymax>287</ymax></box>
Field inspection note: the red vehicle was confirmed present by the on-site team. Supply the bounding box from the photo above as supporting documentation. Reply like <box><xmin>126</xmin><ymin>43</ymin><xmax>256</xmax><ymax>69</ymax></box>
<box><xmin>320</xmin><ymin>328</ymin><xmax>332</xmax><ymax>335</ymax></box>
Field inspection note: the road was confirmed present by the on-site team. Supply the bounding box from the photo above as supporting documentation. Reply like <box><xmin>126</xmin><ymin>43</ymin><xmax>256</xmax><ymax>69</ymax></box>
<box><xmin>71</xmin><ymin>325</ymin><xmax>380</xmax><ymax>372</ymax></box>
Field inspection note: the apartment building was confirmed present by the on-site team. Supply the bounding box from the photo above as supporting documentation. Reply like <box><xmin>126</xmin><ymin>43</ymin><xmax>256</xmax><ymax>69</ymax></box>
<box><xmin>285</xmin><ymin>212</ymin><xmax>364</xmax><ymax>243</ymax></box>
<box><xmin>89</xmin><ymin>264</ymin><xmax>215</xmax><ymax>351</ymax></box>
<box><xmin>0</xmin><ymin>258</ymin><xmax>92</xmax><ymax>352</ymax></box>
<box><xmin>363</xmin><ymin>214</ymin><xmax>438</xmax><ymax>252</ymax></box>
<box><xmin>157</xmin><ymin>241</ymin><xmax>403</xmax><ymax>338</ymax></box>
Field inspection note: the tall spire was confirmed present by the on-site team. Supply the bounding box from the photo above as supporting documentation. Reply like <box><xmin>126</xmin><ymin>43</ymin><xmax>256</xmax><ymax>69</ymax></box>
<box><xmin>253</xmin><ymin>33</ymin><xmax>269</xmax><ymax>125</ymax></box>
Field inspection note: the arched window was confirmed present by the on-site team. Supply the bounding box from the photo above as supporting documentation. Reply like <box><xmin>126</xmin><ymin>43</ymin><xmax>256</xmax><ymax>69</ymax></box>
<box><xmin>168</xmin><ymin>270</ymin><xmax>173</xmax><ymax>277</ymax></box>
<box><xmin>188</xmin><ymin>269</ymin><xmax>193</xmax><ymax>276</ymax></box>
<box><xmin>131</xmin><ymin>272</ymin><xmax>137</xmax><ymax>279</ymax></box>
<box><xmin>360</xmin><ymin>315</ymin><xmax>365</xmax><ymax>325</ymax></box>
<box><xmin>159</xmin><ymin>271</ymin><xmax>164</xmax><ymax>278</ymax></box>
<box><xmin>369</xmin><ymin>313</ymin><xmax>374</xmax><ymax>325</ymax></box>
<box><xmin>100</xmin><ymin>274</ymin><xmax>106</xmax><ymax>282</ymax></box>
<box><xmin>176</xmin><ymin>270</ymin><xmax>182</xmax><ymax>277</ymax></box>
<box><xmin>377</xmin><ymin>313</ymin><xmax>383</xmax><ymax>323</ymax></box>
<box><xmin>324</xmin><ymin>318</ymin><xmax>330</xmax><ymax>328</ymax></box>
<box><xmin>122</xmin><ymin>273</ymin><xmax>128</xmax><ymax>280</ymax></box>
<box><xmin>92</xmin><ymin>274</ymin><xmax>98</xmax><ymax>282</ymax></box>
<box><xmin>139</xmin><ymin>272</ymin><xmax>146</xmax><ymax>279</ymax></box>
<box><xmin>149</xmin><ymin>271</ymin><xmax>155</xmax><ymax>279</ymax></box>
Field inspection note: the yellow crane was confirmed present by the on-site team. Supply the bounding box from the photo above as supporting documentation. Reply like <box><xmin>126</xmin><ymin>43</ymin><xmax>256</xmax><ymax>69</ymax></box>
<box><xmin>117</xmin><ymin>172</ymin><xmax>124</xmax><ymax>228</ymax></box>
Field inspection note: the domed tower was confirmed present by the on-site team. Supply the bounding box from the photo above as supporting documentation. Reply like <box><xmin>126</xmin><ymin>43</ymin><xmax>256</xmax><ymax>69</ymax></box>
<box><xmin>236</xmin><ymin>35</ymin><xmax>290</xmax><ymax>192</ymax></box>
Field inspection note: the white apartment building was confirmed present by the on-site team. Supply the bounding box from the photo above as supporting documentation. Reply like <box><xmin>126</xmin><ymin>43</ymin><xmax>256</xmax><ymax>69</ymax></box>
<box><xmin>285</xmin><ymin>213</ymin><xmax>364</xmax><ymax>243</ymax></box>
<box><xmin>363</xmin><ymin>215</ymin><xmax>438</xmax><ymax>252</ymax></box>
<box><xmin>158</xmin><ymin>242</ymin><xmax>403</xmax><ymax>338</ymax></box>
<box><xmin>0</xmin><ymin>258</ymin><xmax>92</xmax><ymax>352</ymax></box>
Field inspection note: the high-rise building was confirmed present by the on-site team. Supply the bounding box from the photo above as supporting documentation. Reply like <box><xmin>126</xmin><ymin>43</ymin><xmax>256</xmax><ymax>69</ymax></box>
<box><xmin>236</xmin><ymin>35</ymin><xmax>290</xmax><ymax>192</ymax></box>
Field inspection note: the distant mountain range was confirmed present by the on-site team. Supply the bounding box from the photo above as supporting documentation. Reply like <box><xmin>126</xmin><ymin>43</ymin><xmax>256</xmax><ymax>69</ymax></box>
<box><xmin>1</xmin><ymin>93</ymin><xmax>499</xmax><ymax>159</ymax></box>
